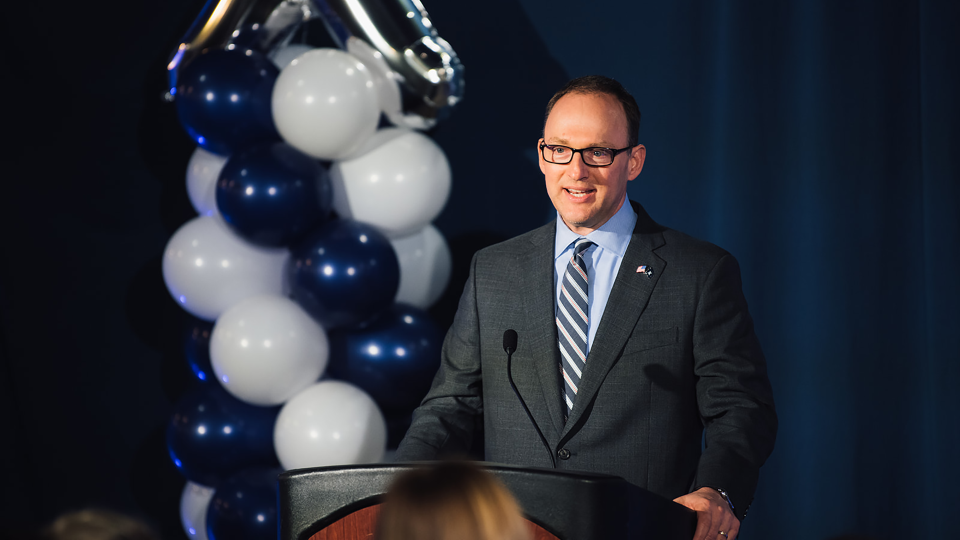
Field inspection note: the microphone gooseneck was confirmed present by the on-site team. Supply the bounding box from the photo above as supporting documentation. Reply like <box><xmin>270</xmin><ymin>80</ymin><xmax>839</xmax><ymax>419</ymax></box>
<box><xmin>503</xmin><ymin>329</ymin><xmax>556</xmax><ymax>468</ymax></box>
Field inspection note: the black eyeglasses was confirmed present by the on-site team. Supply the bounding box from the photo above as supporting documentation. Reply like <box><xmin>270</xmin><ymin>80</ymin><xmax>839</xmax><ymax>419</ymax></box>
<box><xmin>539</xmin><ymin>141</ymin><xmax>634</xmax><ymax>167</ymax></box>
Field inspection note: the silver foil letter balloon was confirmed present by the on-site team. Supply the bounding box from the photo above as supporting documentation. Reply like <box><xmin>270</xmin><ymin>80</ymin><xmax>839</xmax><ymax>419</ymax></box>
<box><xmin>167</xmin><ymin>0</ymin><xmax>464</xmax><ymax>126</ymax></box>
<box><xmin>311</xmin><ymin>0</ymin><xmax>464</xmax><ymax>125</ymax></box>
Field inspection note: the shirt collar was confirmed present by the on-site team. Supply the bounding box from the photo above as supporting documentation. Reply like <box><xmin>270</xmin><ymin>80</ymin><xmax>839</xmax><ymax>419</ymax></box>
<box><xmin>554</xmin><ymin>199</ymin><xmax>637</xmax><ymax>259</ymax></box>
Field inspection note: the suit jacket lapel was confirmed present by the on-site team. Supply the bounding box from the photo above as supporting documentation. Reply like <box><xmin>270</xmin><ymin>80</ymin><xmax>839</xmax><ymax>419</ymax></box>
<box><xmin>517</xmin><ymin>223</ymin><xmax>566</xmax><ymax>442</ymax></box>
<box><xmin>561</xmin><ymin>202</ymin><xmax>666</xmax><ymax>437</ymax></box>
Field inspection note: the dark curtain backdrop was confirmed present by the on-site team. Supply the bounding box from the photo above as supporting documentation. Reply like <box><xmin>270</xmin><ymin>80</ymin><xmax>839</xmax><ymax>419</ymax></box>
<box><xmin>2</xmin><ymin>1</ymin><xmax>957</xmax><ymax>540</ymax></box>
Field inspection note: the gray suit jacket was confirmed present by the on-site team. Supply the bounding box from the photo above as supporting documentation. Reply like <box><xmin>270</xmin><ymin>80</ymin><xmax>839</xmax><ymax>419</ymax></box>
<box><xmin>396</xmin><ymin>201</ymin><xmax>777</xmax><ymax>519</ymax></box>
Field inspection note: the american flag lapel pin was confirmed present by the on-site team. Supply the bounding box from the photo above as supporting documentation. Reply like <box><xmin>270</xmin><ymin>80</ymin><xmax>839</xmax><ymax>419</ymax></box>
<box><xmin>637</xmin><ymin>265</ymin><xmax>654</xmax><ymax>277</ymax></box>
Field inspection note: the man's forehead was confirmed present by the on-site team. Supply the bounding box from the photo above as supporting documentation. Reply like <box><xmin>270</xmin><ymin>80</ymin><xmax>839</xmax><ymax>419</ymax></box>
<box><xmin>544</xmin><ymin>92</ymin><xmax>629</xmax><ymax>146</ymax></box>
<box><xmin>551</xmin><ymin>90</ymin><xmax>615</xmax><ymax>110</ymax></box>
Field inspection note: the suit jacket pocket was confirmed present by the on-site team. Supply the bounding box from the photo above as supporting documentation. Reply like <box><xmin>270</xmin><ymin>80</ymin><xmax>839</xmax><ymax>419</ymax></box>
<box><xmin>621</xmin><ymin>327</ymin><xmax>679</xmax><ymax>356</ymax></box>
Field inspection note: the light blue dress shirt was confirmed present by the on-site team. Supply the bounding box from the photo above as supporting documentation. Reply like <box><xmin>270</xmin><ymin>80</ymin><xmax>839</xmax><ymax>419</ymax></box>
<box><xmin>554</xmin><ymin>201</ymin><xmax>637</xmax><ymax>357</ymax></box>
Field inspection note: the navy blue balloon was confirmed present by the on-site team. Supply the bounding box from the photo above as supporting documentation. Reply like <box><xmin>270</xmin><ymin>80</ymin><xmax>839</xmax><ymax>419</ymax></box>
<box><xmin>175</xmin><ymin>48</ymin><xmax>279</xmax><ymax>156</ymax></box>
<box><xmin>183</xmin><ymin>316</ymin><xmax>214</xmax><ymax>383</ymax></box>
<box><xmin>167</xmin><ymin>383</ymin><xmax>280</xmax><ymax>486</ymax></box>
<box><xmin>217</xmin><ymin>142</ymin><xmax>333</xmax><ymax>247</ymax></box>
<box><xmin>328</xmin><ymin>304</ymin><xmax>442</xmax><ymax>411</ymax></box>
<box><xmin>228</xmin><ymin>23</ymin><xmax>268</xmax><ymax>51</ymax></box>
<box><xmin>206</xmin><ymin>468</ymin><xmax>280</xmax><ymax>540</ymax></box>
<box><xmin>287</xmin><ymin>219</ymin><xmax>400</xmax><ymax>329</ymax></box>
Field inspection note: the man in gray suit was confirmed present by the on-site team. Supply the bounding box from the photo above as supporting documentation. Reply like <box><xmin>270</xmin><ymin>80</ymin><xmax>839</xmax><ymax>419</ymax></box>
<box><xmin>396</xmin><ymin>76</ymin><xmax>777</xmax><ymax>540</ymax></box>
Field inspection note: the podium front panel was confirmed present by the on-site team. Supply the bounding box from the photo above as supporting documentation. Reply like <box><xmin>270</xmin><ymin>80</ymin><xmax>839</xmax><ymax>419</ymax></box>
<box><xmin>279</xmin><ymin>463</ymin><xmax>696</xmax><ymax>540</ymax></box>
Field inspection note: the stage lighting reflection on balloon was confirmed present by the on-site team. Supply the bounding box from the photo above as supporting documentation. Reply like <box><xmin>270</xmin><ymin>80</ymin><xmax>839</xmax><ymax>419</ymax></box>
<box><xmin>184</xmin><ymin>317</ymin><xmax>215</xmax><ymax>383</ymax></box>
<box><xmin>287</xmin><ymin>219</ymin><xmax>399</xmax><ymax>329</ymax></box>
<box><xmin>328</xmin><ymin>304</ymin><xmax>442</xmax><ymax>411</ymax></box>
<box><xmin>216</xmin><ymin>142</ymin><xmax>333</xmax><ymax>247</ymax></box>
<box><xmin>167</xmin><ymin>384</ymin><xmax>280</xmax><ymax>487</ymax></box>
<box><xmin>176</xmin><ymin>48</ymin><xmax>280</xmax><ymax>156</ymax></box>
<box><xmin>206</xmin><ymin>468</ymin><xmax>280</xmax><ymax>540</ymax></box>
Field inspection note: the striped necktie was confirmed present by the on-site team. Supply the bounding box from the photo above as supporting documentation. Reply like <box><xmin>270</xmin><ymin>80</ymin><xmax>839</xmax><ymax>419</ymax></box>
<box><xmin>557</xmin><ymin>238</ymin><xmax>594</xmax><ymax>417</ymax></box>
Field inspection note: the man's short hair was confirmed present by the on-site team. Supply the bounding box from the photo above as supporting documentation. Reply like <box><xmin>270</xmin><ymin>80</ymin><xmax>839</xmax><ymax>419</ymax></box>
<box><xmin>544</xmin><ymin>75</ymin><xmax>641</xmax><ymax>147</ymax></box>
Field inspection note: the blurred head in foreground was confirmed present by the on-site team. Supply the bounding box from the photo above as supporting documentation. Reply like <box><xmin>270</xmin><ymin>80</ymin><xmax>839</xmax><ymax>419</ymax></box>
<box><xmin>376</xmin><ymin>461</ymin><xmax>532</xmax><ymax>540</ymax></box>
<box><xmin>43</xmin><ymin>509</ymin><xmax>159</xmax><ymax>540</ymax></box>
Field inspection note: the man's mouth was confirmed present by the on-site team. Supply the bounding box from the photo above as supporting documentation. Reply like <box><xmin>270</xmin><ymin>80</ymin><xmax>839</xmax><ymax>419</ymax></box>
<box><xmin>564</xmin><ymin>188</ymin><xmax>595</xmax><ymax>199</ymax></box>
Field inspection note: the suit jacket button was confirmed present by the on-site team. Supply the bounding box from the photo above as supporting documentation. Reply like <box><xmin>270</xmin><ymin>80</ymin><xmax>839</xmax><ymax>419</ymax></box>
<box><xmin>557</xmin><ymin>448</ymin><xmax>571</xmax><ymax>460</ymax></box>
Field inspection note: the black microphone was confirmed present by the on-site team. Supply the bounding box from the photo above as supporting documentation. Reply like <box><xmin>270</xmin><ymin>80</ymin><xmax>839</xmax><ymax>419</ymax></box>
<box><xmin>503</xmin><ymin>329</ymin><xmax>556</xmax><ymax>467</ymax></box>
<box><xmin>502</xmin><ymin>329</ymin><xmax>518</xmax><ymax>354</ymax></box>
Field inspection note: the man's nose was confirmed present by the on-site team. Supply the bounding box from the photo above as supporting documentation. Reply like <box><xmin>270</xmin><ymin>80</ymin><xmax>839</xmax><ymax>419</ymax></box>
<box><xmin>566</xmin><ymin>151</ymin><xmax>590</xmax><ymax>179</ymax></box>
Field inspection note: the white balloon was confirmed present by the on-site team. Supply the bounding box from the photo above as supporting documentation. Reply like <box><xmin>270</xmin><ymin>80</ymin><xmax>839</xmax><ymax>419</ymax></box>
<box><xmin>162</xmin><ymin>216</ymin><xmax>288</xmax><ymax>321</ymax></box>
<box><xmin>390</xmin><ymin>225</ymin><xmax>452</xmax><ymax>308</ymax></box>
<box><xmin>271</xmin><ymin>48</ymin><xmax>380</xmax><ymax>160</ymax></box>
<box><xmin>186</xmin><ymin>147</ymin><xmax>227</xmax><ymax>217</ymax></box>
<box><xmin>211</xmin><ymin>295</ymin><xmax>329</xmax><ymax>406</ymax></box>
<box><xmin>179</xmin><ymin>481</ymin><xmax>214</xmax><ymax>540</ymax></box>
<box><xmin>331</xmin><ymin>128</ymin><xmax>451</xmax><ymax>238</ymax></box>
<box><xmin>269</xmin><ymin>43</ymin><xmax>315</xmax><ymax>69</ymax></box>
<box><xmin>273</xmin><ymin>381</ymin><xmax>386</xmax><ymax>470</ymax></box>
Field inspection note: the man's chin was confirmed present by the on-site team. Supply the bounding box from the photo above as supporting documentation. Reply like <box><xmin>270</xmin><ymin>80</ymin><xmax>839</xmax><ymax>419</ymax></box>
<box><xmin>558</xmin><ymin>212</ymin><xmax>599</xmax><ymax>232</ymax></box>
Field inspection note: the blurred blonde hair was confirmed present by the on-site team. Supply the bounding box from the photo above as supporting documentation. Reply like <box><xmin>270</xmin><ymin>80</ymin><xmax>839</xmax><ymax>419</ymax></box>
<box><xmin>376</xmin><ymin>461</ymin><xmax>532</xmax><ymax>540</ymax></box>
<box><xmin>43</xmin><ymin>509</ymin><xmax>159</xmax><ymax>540</ymax></box>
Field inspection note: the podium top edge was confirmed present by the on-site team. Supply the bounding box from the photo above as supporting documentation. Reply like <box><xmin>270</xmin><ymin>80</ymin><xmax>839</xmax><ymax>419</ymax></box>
<box><xmin>278</xmin><ymin>462</ymin><xmax>627</xmax><ymax>483</ymax></box>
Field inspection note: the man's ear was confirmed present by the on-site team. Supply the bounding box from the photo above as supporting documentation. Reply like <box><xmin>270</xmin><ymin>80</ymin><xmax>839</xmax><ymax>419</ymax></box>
<box><xmin>627</xmin><ymin>144</ymin><xmax>646</xmax><ymax>180</ymax></box>
<box><xmin>537</xmin><ymin>138</ymin><xmax>547</xmax><ymax>174</ymax></box>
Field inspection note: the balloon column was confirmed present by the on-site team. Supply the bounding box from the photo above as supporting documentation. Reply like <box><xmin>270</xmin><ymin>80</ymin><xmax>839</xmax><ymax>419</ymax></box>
<box><xmin>161</xmin><ymin>2</ymin><xmax>461</xmax><ymax>539</ymax></box>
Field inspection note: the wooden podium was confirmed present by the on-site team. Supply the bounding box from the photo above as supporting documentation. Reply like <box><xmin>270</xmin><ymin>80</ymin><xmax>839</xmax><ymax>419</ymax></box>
<box><xmin>279</xmin><ymin>463</ymin><xmax>696</xmax><ymax>540</ymax></box>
